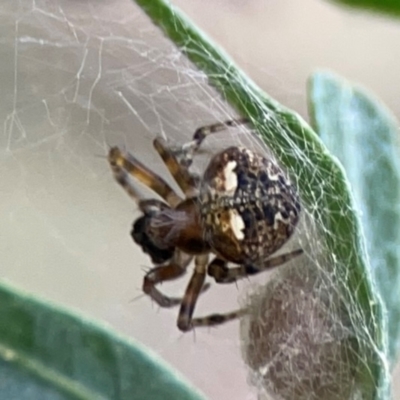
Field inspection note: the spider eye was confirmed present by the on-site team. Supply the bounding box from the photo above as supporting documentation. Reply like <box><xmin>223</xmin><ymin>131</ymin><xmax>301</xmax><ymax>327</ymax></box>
<box><xmin>131</xmin><ymin>215</ymin><xmax>174</xmax><ymax>264</ymax></box>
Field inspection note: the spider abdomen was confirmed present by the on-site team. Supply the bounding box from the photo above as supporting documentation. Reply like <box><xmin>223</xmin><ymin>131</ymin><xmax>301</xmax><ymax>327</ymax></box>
<box><xmin>200</xmin><ymin>146</ymin><xmax>300</xmax><ymax>264</ymax></box>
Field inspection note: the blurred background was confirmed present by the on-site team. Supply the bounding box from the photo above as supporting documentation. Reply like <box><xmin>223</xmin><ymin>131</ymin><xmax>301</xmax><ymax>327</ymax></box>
<box><xmin>0</xmin><ymin>0</ymin><xmax>399</xmax><ymax>398</ymax></box>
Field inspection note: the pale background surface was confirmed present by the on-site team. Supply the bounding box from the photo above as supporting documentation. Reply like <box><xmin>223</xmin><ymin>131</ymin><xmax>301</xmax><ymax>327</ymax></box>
<box><xmin>0</xmin><ymin>1</ymin><xmax>399</xmax><ymax>399</ymax></box>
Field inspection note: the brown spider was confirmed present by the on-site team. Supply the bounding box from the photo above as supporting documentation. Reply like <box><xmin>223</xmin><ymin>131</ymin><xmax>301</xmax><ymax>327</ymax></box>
<box><xmin>108</xmin><ymin>118</ymin><xmax>302</xmax><ymax>332</ymax></box>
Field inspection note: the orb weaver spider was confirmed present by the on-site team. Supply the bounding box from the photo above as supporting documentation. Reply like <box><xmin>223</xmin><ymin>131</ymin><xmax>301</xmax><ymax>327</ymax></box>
<box><xmin>108</xmin><ymin>118</ymin><xmax>302</xmax><ymax>332</ymax></box>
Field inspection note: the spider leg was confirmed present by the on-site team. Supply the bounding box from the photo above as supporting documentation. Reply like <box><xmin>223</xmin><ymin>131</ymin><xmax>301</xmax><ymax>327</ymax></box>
<box><xmin>143</xmin><ymin>264</ymin><xmax>185</xmax><ymax>307</ymax></box>
<box><xmin>177</xmin><ymin>254</ymin><xmax>246</xmax><ymax>331</ymax></box>
<box><xmin>153</xmin><ymin>138</ymin><xmax>199</xmax><ymax>197</ymax></box>
<box><xmin>143</xmin><ymin>251</ymin><xmax>192</xmax><ymax>308</ymax></box>
<box><xmin>175</xmin><ymin>117</ymin><xmax>250</xmax><ymax>168</ymax></box>
<box><xmin>143</xmin><ymin>251</ymin><xmax>210</xmax><ymax>308</ymax></box>
<box><xmin>208</xmin><ymin>249</ymin><xmax>303</xmax><ymax>284</ymax></box>
<box><xmin>187</xmin><ymin>309</ymin><xmax>247</xmax><ymax>330</ymax></box>
<box><xmin>108</xmin><ymin>146</ymin><xmax>182</xmax><ymax>207</ymax></box>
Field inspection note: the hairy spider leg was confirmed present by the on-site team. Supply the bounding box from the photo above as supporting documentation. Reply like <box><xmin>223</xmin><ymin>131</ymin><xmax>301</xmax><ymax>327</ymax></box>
<box><xmin>177</xmin><ymin>254</ymin><xmax>245</xmax><ymax>331</ymax></box>
<box><xmin>208</xmin><ymin>249</ymin><xmax>304</xmax><ymax>284</ymax></box>
<box><xmin>176</xmin><ymin>117</ymin><xmax>250</xmax><ymax>168</ymax></box>
<box><xmin>108</xmin><ymin>146</ymin><xmax>182</xmax><ymax>207</ymax></box>
<box><xmin>153</xmin><ymin>137</ymin><xmax>198</xmax><ymax>197</ymax></box>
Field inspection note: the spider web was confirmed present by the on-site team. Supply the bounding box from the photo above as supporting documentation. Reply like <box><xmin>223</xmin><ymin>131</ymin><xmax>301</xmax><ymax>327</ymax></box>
<box><xmin>0</xmin><ymin>1</ymin><xmax>394</xmax><ymax>399</ymax></box>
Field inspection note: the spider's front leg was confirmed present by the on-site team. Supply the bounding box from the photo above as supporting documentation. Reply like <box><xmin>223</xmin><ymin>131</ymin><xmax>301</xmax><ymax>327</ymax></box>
<box><xmin>150</xmin><ymin>118</ymin><xmax>250</xmax><ymax>197</ymax></box>
<box><xmin>153</xmin><ymin>138</ymin><xmax>199</xmax><ymax>198</ymax></box>
<box><xmin>177</xmin><ymin>254</ymin><xmax>246</xmax><ymax>332</ymax></box>
<box><xmin>171</xmin><ymin>117</ymin><xmax>250</xmax><ymax>168</ymax></box>
<box><xmin>108</xmin><ymin>146</ymin><xmax>182</xmax><ymax>207</ymax></box>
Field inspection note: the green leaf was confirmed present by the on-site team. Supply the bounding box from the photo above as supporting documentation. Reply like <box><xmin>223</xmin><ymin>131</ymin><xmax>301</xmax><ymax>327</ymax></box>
<box><xmin>0</xmin><ymin>282</ymin><xmax>206</xmax><ymax>400</ymax></box>
<box><xmin>325</xmin><ymin>0</ymin><xmax>400</xmax><ymax>18</ymax></box>
<box><xmin>133</xmin><ymin>0</ymin><xmax>390</xmax><ymax>398</ymax></box>
<box><xmin>308</xmin><ymin>70</ymin><xmax>400</xmax><ymax>368</ymax></box>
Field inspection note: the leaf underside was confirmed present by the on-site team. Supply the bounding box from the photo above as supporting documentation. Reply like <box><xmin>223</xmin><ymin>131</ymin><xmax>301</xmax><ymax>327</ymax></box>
<box><xmin>309</xmin><ymin>70</ymin><xmax>400</xmax><ymax>368</ymax></box>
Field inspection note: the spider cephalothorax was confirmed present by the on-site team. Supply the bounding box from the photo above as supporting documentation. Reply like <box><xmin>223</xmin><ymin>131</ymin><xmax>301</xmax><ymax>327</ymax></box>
<box><xmin>108</xmin><ymin>118</ymin><xmax>302</xmax><ymax>331</ymax></box>
<box><xmin>131</xmin><ymin>214</ymin><xmax>174</xmax><ymax>265</ymax></box>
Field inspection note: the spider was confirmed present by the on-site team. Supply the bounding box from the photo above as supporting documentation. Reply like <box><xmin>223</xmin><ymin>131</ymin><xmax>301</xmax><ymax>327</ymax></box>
<box><xmin>108</xmin><ymin>118</ymin><xmax>302</xmax><ymax>332</ymax></box>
